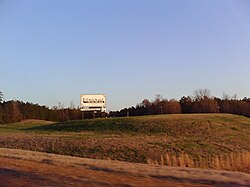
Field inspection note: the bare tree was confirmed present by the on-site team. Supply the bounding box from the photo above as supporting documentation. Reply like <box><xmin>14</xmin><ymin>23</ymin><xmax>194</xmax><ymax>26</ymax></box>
<box><xmin>193</xmin><ymin>89</ymin><xmax>218</xmax><ymax>113</ymax></box>
<box><xmin>58</xmin><ymin>102</ymin><xmax>64</xmax><ymax>109</ymax></box>
<box><xmin>193</xmin><ymin>89</ymin><xmax>211</xmax><ymax>101</ymax></box>
<box><xmin>154</xmin><ymin>94</ymin><xmax>163</xmax><ymax>105</ymax></box>
<box><xmin>0</xmin><ymin>91</ymin><xmax>3</xmax><ymax>103</ymax></box>
<box><xmin>163</xmin><ymin>99</ymin><xmax>181</xmax><ymax>114</ymax></box>
<box><xmin>69</xmin><ymin>101</ymin><xmax>75</xmax><ymax>109</ymax></box>
<box><xmin>232</xmin><ymin>94</ymin><xmax>238</xmax><ymax>100</ymax></box>
<box><xmin>141</xmin><ymin>99</ymin><xmax>151</xmax><ymax>108</ymax></box>
<box><xmin>222</xmin><ymin>92</ymin><xmax>230</xmax><ymax>100</ymax></box>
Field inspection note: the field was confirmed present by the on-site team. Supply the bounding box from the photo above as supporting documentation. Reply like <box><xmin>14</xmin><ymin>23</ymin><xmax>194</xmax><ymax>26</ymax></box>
<box><xmin>1</xmin><ymin>114</ymin><xmax>250</xmax><ymax>173</ymax></box>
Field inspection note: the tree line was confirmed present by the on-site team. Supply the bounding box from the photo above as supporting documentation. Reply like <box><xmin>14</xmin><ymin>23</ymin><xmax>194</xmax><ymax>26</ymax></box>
<box><xmin>0</xmin><ymin>89</ymin><xmax>250</xmax><ymax>124</ymax></box>
<box><xmin>0</xmin><ymin>100</ymin><xmax>83</xmax><ymax>124</ymax></box>
<box><xmin>109</xmin><ymin>89</ymin><xmax>250</xmax><ymax>118</ymax></box>
<box><xmin>0</xmin><ymin>91</ymin><xmax>105</xmax><ymax>123</ymax></box>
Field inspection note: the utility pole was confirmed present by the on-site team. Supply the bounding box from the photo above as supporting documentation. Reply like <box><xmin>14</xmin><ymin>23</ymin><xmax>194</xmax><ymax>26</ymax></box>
<box><xmin>160</xmin><ymin>106</ymin><xmax>163</xmax><ymax>114</ymax></box>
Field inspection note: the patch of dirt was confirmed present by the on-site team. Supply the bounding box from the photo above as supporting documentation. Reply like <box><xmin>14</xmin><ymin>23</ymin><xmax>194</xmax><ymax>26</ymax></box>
<box><xmin>0</xmin><ymin>148</ymin><xmax>250</xmax><ymax>187</ymax></box>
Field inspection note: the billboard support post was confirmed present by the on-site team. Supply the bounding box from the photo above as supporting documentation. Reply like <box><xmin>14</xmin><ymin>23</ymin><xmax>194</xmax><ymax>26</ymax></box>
<box><xmin>81</xmin><ymin>111</ymin><xmax>84</xmax><ymax>120</ymax></box>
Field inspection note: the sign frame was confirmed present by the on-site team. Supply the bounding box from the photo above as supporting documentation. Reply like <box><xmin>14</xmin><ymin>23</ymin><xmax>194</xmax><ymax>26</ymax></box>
<box><xmin>80</xmin><ymin>94</ymin><xmax>106</xmax><ymax>112</ymax></box>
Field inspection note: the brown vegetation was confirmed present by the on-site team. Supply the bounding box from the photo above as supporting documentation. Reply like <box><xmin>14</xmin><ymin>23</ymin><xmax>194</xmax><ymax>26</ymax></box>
<box><xmin>1</xmin><ymin>114</ymin><xmax>250</xmax><ymax>174</ymax></box>
<box><xmin>109</xmin><ymin>89</ymin><xmax>250</xmax><ymax>118</ymax></box>
<box><xmin>1</xmin><ymin>89</ymin><xmax>250</xmax><ymax>124</ymax></box>
<box><xmin>1</xmin><ymin>148</ymin><xmax>250</xmax><ymax>187</ymax></box>
<box><xmin>147</xmin><ymin>152</ymin><xmax>250</xmax><ymax>173</ymax></box>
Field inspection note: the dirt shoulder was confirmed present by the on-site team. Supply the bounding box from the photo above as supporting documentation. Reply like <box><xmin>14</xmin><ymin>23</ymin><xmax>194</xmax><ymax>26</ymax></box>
<box><xmin>0</xmin><ymin>148</ymin><xmax>249</xmax><ymax>187</ymax></box>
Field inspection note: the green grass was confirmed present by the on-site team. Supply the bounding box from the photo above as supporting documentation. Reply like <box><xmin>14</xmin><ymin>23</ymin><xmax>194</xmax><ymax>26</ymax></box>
<box><xmin>14</xmin><ymin>113</ymin><xmax>249</xmax><ymax>134</ymax></box>
<box><xmin>19</xmin><ymin>114</ymin><xmax>250</xmax><ymax>142</ymax></box>
<box><xmin>0</xmin><ymin>120</ymin><xmax>54</xmax><ymax>133</ymax></box>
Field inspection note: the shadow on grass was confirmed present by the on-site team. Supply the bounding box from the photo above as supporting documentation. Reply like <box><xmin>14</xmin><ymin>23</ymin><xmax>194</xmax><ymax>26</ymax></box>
<box><xmin>24</xmin><ymin>122</ymin><xmax>133</xmax><ymax>133</ymax></box>
<box><xmin>23</xmin><ymin>118</ymin><xmax>172</xmax><ymax>134</ymax></box>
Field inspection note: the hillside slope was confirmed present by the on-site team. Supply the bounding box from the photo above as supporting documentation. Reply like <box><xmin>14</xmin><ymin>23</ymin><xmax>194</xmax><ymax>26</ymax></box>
<box><xmin>0</xmin><ymin>114</ymin><xmax>250</xmax><ymax>172</ymax></box>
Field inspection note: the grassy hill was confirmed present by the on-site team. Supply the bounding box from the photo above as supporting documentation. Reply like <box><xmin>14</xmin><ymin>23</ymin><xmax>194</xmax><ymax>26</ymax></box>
<box><xmin>0</xmin><ymin>114</ymin><xmax>250</xmax><ymax>172</ymax></box>
<box><xmin>27</xmin><ymin>113</ymin><xmax>250</xmax><ymax>134</ymax></box>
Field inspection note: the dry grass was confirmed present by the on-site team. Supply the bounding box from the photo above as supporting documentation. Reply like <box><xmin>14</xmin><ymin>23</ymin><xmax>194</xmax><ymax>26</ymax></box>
<box><xmin>1</xmin><ymin>148</ymin><xmax>250</xmax><ymax>187</ymax></box>
<box><xmin>147</xmin><ymin>152</ymin><xmax>250</xmax><ymax>173</ymax></box>
<box><xmin>1</xmin><ymin>114</ymin><xmax>250</xmax><ymax>174</ymax></box>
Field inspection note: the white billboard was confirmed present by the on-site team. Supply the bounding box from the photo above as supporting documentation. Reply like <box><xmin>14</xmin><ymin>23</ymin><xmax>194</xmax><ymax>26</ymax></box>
<box><xmin>80</xmin><ymin>94</ymin><xmax>106</xmax><ymax>112</ymax></box>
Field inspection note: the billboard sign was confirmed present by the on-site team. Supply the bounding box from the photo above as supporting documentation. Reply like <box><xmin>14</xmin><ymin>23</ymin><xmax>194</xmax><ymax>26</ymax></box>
<box><xmin>80</xmin><ymin>94</ymin><xmax>106</xmax><ymax>112</ymax></box>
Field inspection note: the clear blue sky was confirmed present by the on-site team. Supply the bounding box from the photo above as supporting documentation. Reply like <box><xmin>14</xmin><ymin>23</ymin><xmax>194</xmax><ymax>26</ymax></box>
<box><xmin>1</xmin><ymin>0</ymin><xmax>250</xmax><ymax>111</ymax></box>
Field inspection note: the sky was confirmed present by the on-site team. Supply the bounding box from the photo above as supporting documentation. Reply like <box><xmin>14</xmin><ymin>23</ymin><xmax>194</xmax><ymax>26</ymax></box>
<box><xmin>0</xmin><ymin>0</ymin><xmax>250</xmax><ymax>111</ymax></box>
